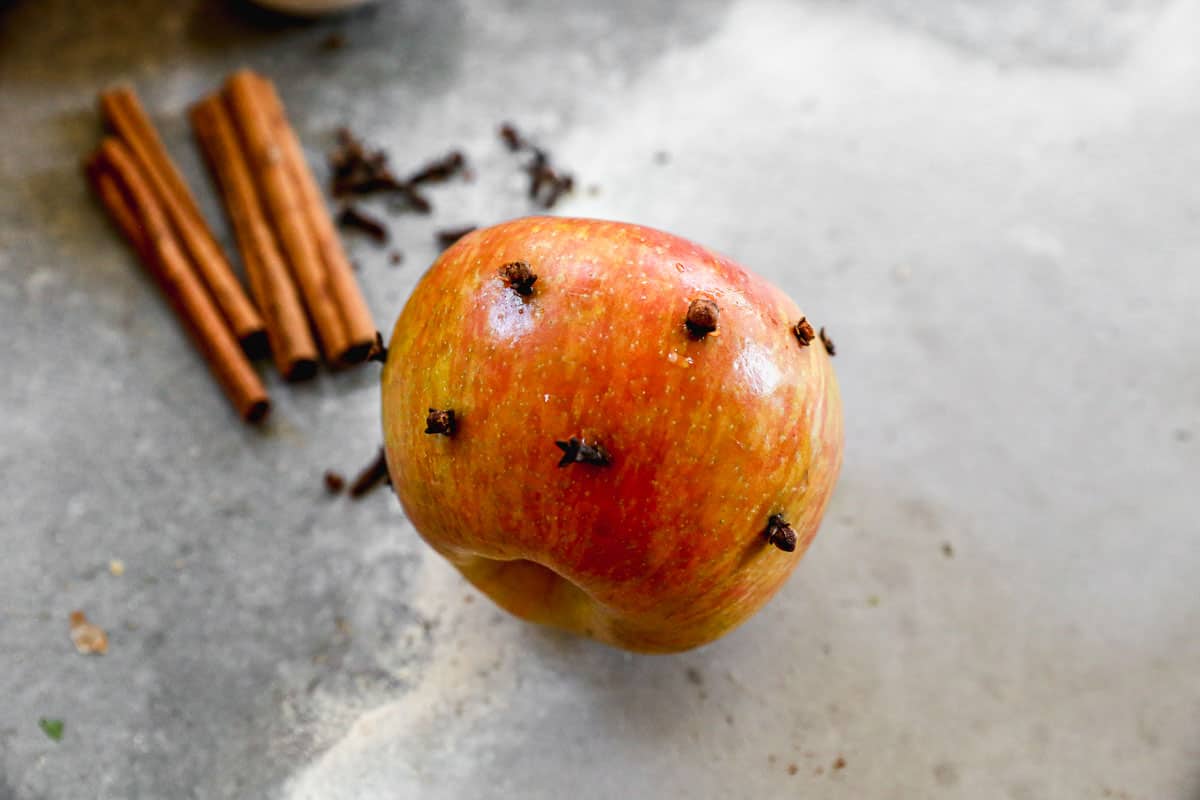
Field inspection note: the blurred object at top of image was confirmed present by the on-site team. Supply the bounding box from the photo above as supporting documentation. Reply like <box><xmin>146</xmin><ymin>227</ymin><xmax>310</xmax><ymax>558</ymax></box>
<box><xmin>249</xmin><ymin>0</ymin><xmax>377</xmax><ymax>17</ymax></box>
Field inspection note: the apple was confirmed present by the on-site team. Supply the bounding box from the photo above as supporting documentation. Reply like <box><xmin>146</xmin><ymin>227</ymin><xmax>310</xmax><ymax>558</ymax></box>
<box><xmin>381</xmin><ymin>217</ymin><xmax>842</xmax><ymax>652</ymax></box>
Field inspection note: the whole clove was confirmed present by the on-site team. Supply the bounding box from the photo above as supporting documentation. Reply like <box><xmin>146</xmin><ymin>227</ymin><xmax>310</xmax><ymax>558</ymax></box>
<box><xmin>336</xmin><ymin>204</ymin><xmax>389</xmax><ymax>244</ymax></box>
<box><xmin>819</xmin><ymin>327</ymin><xmax>836</xmax><ymax>356</ymax></box>
<box><xmin>425</xmin><ymin>408</ymin><xmax>456</xmax><ymax>436</ymax></box>
<box><xmin>686</xmin><ymin>298</ymin><xmax>719</xmax><ymax>338</ymax></box>
<box><xmin>407</xmin><ymin>151</ymin><xmax>467</xmax><ymax>185</ymax></box>
<box><xmin>348</xmin><ymin>448</ymin><xmax>390</xmax><ymax>498</ymax></box>
<box><xmin>793</xmin><ymin>317</ymin><xmax>815</xmax><ymax>347</ymax></box>
<box><xmin>329</xmin><ymin>128</ymin><xmax>403</xmax><ymax>197</ymax></box>
<box><xmin>555</xmin><ymin>437</ymin><xmax>611</xmax><ymax>468</ymax></box>
<box><xmin>497</xmin><ymin>121</ymin><xmax>575</xmax><ymax>209</ymax></box>
<box><xmin>764</xmin><ymin>514</ymin><xmax>798</xmax><ymax>552</ymax></box>
<box><xmin>367</xmin><ymin>331</ymin><xmax>387</xmax><ymax>364</ymax></box>
<box><xmin>499</xmin><ymin>261</ymin><xmax>537</xmax><ymax>296</ymax></box>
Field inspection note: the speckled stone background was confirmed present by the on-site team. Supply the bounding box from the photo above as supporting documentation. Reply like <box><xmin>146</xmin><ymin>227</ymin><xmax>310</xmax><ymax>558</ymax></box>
<box><xmin>2</xmin><ymin>1</ymin><xmax>1198</xmax><ymax>798</ymax></box>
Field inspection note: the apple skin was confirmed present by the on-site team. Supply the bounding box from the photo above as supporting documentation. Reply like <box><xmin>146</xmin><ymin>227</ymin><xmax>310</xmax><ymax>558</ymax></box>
<box><xmin>381</xmin><ymin>217</ymin><xmax>842</xmax><ymax>653</ymax></box>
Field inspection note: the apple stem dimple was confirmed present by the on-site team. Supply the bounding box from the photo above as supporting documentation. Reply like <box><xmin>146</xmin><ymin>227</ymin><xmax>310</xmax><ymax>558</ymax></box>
<box><xmin>686</xmin><ymin>298</ymin><xmax>719</xmax><ymax>338</ymax></box>
<box><xmin>792</xmin><ymin>318</ymin><xmax>815</xmax><ymax>347</ymax></box>
<box><xmin>425</xmin><ymin>408</ymin><xmax>456</xmax><ymax>436</ymax></box>
<box><xmin>765</xmin><ymin>514</ymin><xmax>798</xmax><ymax>552</ymax></box>
<box><xmin>500</xmin><ymin>261</ymin><xmax>538</xmax><ymax>296</ymax></box>
<box><xmin>555</xmin><ymin>436</ymin><xmax>611</xmax><ymax>468</ymax></box>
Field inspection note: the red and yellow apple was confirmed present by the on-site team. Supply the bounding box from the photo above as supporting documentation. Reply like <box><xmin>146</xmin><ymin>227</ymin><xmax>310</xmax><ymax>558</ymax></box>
<box><xmin>381</xmin><ymin>217</ymin><xmax>842</xmax><ymax>653</ymax></box>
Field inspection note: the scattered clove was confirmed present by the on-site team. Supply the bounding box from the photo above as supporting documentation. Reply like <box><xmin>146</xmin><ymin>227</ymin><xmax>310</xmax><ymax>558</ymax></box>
<box><xmin>555</xmin><ymin>437</ymin><xmax>611</xmax><ymax>468</ymax></box>
<box><xmin>792</xmin><ymin>317</ymin><xmax>815</xmax><ymax>347</ymax></box>
<box><xmin>425</xmin><ymin>408</ymin><xmax>456</xmax><ymax>436</ymax></box>
<box><xmin>329</xmin><ymin>128</ymin><xmax>403</xmax><ymax>197</ymax></box>
<box><xmin>367</xmin><ymin>331</ymin><xmax>387</xmax><ymax>364</ymax></box>
<box><xmin>336</xmin><ymin>204</ymin><xmax>389</xmax><ymax>243</ymax></box>
<box><xmin>500</xmin><ymin>261</ymin><xmax>537</xmax><ymax>296</ymax></box>
<box><xmin>329</xmin><ymin>129</ymin><xmax>468</xmax><ymax>216</ymax></box>
<box><xmin>686</xmin><ymin>298</ymin><xmax>719</xmax><ymax>338</ymax></box>
<box><xmin>348</xmin><ymin>448</ymin><xmax>390</xmax><ymax>498</ymax></box>
<box><xmin>498</xmin><ymin>122</ymin><xmax>575</xmax><ymax>209</ymax></box>
<box><xmin>819</xmin><ymin>326</ymin><xmax>836</xmax><ymax>356</ymax></box>
<box><xmin>499</xmin><ymin>122</ymin><xmax>522</xmax><ymax>151</ymax></box>
<box><xmin>764</xmin><ymin>514</ymin><xmax>798</xmax><ymax>552</ymax></box>
<box><xmin>407</xmin><ymin>151</ymin><xmax>467</xmax><ymax>185</ymax></box>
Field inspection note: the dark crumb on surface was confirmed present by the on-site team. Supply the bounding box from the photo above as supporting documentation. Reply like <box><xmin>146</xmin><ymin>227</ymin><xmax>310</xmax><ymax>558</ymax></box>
<box><xmin>787</xmin><ymin>764</ymin><xmax>799</xmax><ymax>776</ymax></box>
<box><xmin>941</xmin><ymin>541</ymin><xmax>955</xmax><ymax>558</ymax></box>
<box><xmin>336</xmin><ymin>204</ymin><xmax>389</xmax><ymax>243</ymax></box>
<box><xmin>425</xmin><ymin>408</ymin><xmax>456</xmax><ymax>436</ymax></box>
<box><xmin>437</xmin><ymin>225</ymin><xmax>477</xmax><ymax>248</ymax></box>
<box><xmin>500</xmin><ymin>261</ymin><xmax>537</xmax><ymax>296</ymax></box>
<box><xmin>653</xmin><ymin>150</ymin><xmax>670</xmax><ymax>164</ymax></box>
<box><xmin>833</xmin><ymin>756</ymin><xmax>846</xmax><ymax>771</ymax></box>
<box><xmin>819</xmin><ymin>326</ymin><xmax>836</xmax><ymax>356</ymax></box>
<box><xmin>320</xmin><ymin>32</ymin><xmax>346</xmax><ymax>51</ymax></box>
<box><xmin>349</xmin><ymin>448</ymin><xmax>390</xmax><ymax>498</ymax></box>
<box><xmin>498</xmin><ymin>121</ymin><xmax>575</xmax><ymax>209</ymax></box>
<box><xmin>1175</xmin><ymin>428</ymin><xmax>1192</xmax><ymax>442</ymax></box>
<box><xmin>686</xmin><ymin>298</ymin><xmax>719</xmax><ymax>338</ymax></box>
<box><xmin>498</xmin><ymin>122</ymin><xmax>522</xmax><ymax>151</ymax></box>
<box><xmin>764</xmin><ymin>514</ymin><xmax>797</xmax><ymax>552</ymax></box>
<box><xmin>323</xmin><ymin>471</ymin><xmax>346</xmax><ymax>494</ymax></box>
<box><xmin>389</xmin><ymin>250</ymin><xmax>404</xmax><ymax>266</ymax></box>
<box><xmin>685</xmin><ymin>667</ymin><xmax>703</xmax><ymax>685</ymax></box>
<box><xmin>767</xmin><ymin>754</ymin><xmax>777</xmax><ymax>765</ymax></box>
<box><xmin>555</xmin><ymin>437</ymin><xmax>611</xmax><ymax>468</ymax></box>
<box><xmin>793</xmin><ymin>317</ymin><xmax>816</xmax><ymax>346</ymax></box>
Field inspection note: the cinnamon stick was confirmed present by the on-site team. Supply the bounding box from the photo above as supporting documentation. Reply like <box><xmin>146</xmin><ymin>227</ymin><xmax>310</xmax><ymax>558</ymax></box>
<box><xmin>190</xmin><ymin>94</ymin><xmax>318</xmax><ymax>382</ymax></box>
<box><xmin>87</xmin><ymin>138</ymin><xmax>270</xmax><ymax>424</ymax></box>
<box><xmin>253</xmin><ymin>73</ymin><xmax>377</xmax><ymax>364</ymax></box>
<box><xmin>223</xmin><ymin>70</ymin><xmax>350</xmax><ymax>364</ymax></box>
<box><xmin>87</xmin><ymin>161</ymin><xmax>151</xmax><ymax>264</ymax></box>
<box><xmin>99</xmin><ymin>86</ymin><xmax>267</xmax><ymax>356</ymax></box>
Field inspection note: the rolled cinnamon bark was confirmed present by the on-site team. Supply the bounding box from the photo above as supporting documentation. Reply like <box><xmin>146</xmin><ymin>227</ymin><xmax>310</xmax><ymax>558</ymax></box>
<box><xmin>224</xmin><ymin>70</ymin><xmax>350</xmax><ymax>364</ymax></box>
<box><xmin>190</xmin><ymin>94</ymin><xmax>318</xmax><ymax>382</ymax></box>
<box><xmin>253</xmin><ymin>73</ymin><xmax>377</xmax><ymax>364</ymax></box>
<box><xmin>99</xmin><ymin>86</ymin><xmax>267</xmax><ymax>356</ymax></box>
<box><xmin>87</xmin><ymin>138</ymin><xmax>270</xmax><ymax>423</ymax></box>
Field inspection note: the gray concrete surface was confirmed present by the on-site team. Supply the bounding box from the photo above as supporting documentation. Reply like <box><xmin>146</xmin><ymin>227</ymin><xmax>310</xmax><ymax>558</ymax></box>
<box><xmin>3</xmin><ymin>0</ymin><xmax>1199</xmax><ymax>798</ymax></box>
